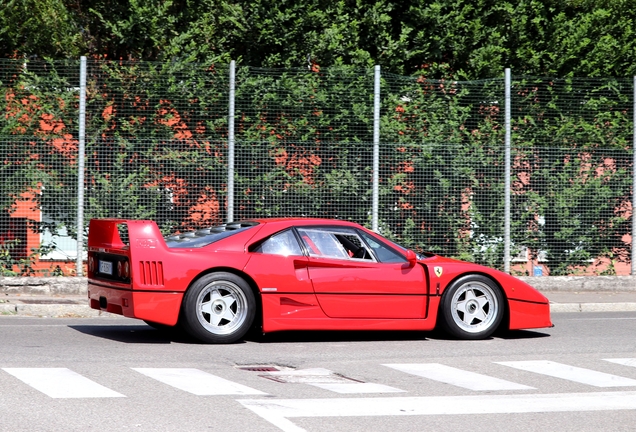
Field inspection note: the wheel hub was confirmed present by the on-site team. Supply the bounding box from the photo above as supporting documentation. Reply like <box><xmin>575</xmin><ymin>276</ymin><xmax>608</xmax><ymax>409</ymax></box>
<box><xmin>212</xmin><ymin>299</ymin><xmax>226</xmax><ymax>315</ymax></box>
<box><xmin>467</xmin><ymin>300</ymin><xmax>479</xmax><ymax>314</ymax></box>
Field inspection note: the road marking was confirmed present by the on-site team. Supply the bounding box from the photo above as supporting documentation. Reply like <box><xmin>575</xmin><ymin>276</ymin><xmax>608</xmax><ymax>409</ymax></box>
<box><xmin>239</xmin><ymin>391</ymin><xmax>636</xmax><ymax>432</ymax></box>
<box><xmin>384</xmin><ymin>363</ymin><xmax>533</xmax><ymax>391</ymax></box>
<box><xmin>605</xmin><ymin>358</ymin><xmax>636</xmax><ymax>368</ymax></box>
<box><xmin>309</xmin><ymin>382</ymin><xmax>405</xmax><ymax>394</ymax></box>
<box><xmin>132</xmin><ymin>368</ymin><xmax>266</xmax><ymax>395</ymax></box>
<box><xmin>2</xmin><ymin>368</ymin><xmax>124</xmax><ymax>398</ymax></box>
<box><xmin>262</xmin><ymin>367</ymin><xmax>404</xmax><ymax>394</ymax></box>
<box><xmin>497</xmin><ymin>360</ymin><xmax>636</xmax><ymax>387</ymax></box>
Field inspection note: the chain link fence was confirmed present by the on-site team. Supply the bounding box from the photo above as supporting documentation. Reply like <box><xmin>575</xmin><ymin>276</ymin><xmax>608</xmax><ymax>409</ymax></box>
<box><xmin>0</xmin><ymin>59</ymin><xmax>634</xmax><ymax>276</ymax></box>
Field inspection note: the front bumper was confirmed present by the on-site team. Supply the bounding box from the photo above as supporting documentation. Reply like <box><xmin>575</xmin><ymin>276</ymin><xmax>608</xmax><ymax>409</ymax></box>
<box><xmin>508</xmin><ymin>298</ymin><xmax>552</xmax><ymax>330</ymax></box>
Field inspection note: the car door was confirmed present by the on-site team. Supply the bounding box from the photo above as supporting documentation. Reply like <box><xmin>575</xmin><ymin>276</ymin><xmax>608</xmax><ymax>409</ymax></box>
<box><xmin>296</xmin><ymin>226</ymin><xmax>428</xmax><ymax>319</ymax></box>
<box><xmin>243</xmin><ymin>228</ymin><xmax>313</xmax><ymax>294</ymax></box>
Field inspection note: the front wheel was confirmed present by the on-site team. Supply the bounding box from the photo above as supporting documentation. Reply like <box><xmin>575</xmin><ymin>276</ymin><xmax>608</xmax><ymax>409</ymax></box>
<box><xmin>439</xmin><ymin>275</ymin><xmax>504</xmax><ymax>340</ymax></box>
<box><xmin>181</xmin><ymin>272</ymin><xmax>255</xmax><ymax>344</ymax></box>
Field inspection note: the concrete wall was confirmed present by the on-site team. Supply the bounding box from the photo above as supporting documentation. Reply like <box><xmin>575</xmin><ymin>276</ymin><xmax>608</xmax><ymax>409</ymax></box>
<box><xmin>0</xmin><ymin>277</ymin><xmax>88</xmax><ymax>296</ymax></box>
<box><xmin>519</xmin><ymin>276</ymin><xmax>636</xmax><ymax>292</ymax></box>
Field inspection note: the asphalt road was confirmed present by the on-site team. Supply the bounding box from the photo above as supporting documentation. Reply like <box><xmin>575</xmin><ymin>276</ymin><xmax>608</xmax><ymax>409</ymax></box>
<box><xmin>1</xmin><ymin>312</ymin><xmax>636</xmax><ymax>432</ymax></box>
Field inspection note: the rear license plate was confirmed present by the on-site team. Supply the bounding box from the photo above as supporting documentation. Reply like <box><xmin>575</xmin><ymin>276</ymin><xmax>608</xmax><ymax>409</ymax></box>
<box><xmin>99</xmin><ymin>260</ymin><xmax>113</xmax><ymax>275</ymax></box>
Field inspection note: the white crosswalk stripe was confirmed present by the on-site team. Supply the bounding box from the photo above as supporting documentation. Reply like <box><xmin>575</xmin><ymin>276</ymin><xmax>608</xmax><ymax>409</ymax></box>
<box><xmin>383</xmin><ymin>363</ymin><xmax>534</xmax><ymax>391</ymax></box>
<box><xmin>239</xmin><ymin>391</ymin><xmax>636</xmax><ymax>432</ymax></box>
<box><xmin>132</xmin><ymin>368</ymin><xmax>267</xmax><ymax>395</ymax></box>
<box><xmin>309</xmin><ymin>382</ymin><xmax>405</xmax><ymax>394</ymax></box>
<box><xmin>262</xmin><ymin>367</ymin><xmax>404</xmax><ymax>394</ymax></box>
<box><xmin>605</xmin><ymin>358</ymin><xmax>636</xmax><ymax>368</ymax></box>
<box><xmin>5</xmin><ymin>359</ymin><xmax>636</xmax><ymax>402</ymax></box>
<box><xmin>496</xmin><ymin>360</ymin><xmax>636</xmax><ymax>387</ymax></box>
<box><xmin>6</xmin><ymin>360</ymin><xmax>636</xmax><ymax>432</ymax></box>
<box><xmin>2</xmin><ymin>368</ymin><xmax>124</xmax><ymax>398</ymax></box>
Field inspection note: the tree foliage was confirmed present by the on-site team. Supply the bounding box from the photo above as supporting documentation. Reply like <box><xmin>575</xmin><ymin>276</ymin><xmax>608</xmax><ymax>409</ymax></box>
<box><xmin>0</xmin><ymin>2</ymin><xmax>634</xmax><ymax>275</ymax></box>
<box><xmin>2</xmin><ymin>1</ymin><xmax>636</xmax><ymax>78</ymax></box>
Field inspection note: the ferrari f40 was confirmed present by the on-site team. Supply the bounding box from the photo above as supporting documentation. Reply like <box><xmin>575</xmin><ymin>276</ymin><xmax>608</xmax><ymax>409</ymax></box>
<box><xmin>87</xmin><ymin>218</ymin><xmax>552</xmax><ymax>343</ymax></box>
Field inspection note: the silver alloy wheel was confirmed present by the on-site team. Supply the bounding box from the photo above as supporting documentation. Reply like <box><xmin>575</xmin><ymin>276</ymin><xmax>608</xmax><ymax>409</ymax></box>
<box><xmin>195</xmin><ymin>280</ymin><xmax>248</xmax><ymax>335</ymax></box>
<box><xmin>449</xmin><ymin>280</ymin><xmax>499</xmax><ymax>334</ymax></box>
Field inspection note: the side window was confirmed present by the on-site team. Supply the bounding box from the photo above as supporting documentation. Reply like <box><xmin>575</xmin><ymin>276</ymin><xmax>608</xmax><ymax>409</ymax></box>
<box><xmin>297</xmin><ymin>228</ymin><xmax>348</xmax><ymax>259</ymax></box>
<box><xmin>297</xmin><ymin>228</ymin><xmax>374</xmax><ymax>261</ymax></box>
<box><xmin>253</xmin><ymin>230</ymin><xmax>303</xmax><ymax>256</ymax></box>
<box><xmin>359</xmin><ymin>231</ymin><xmax>406</xmax><ymax>263</ymax></box>
<box><xmin>334</xmin><ymin>233</ymin><xmax>373</xmax><ymax>260</ymax></box>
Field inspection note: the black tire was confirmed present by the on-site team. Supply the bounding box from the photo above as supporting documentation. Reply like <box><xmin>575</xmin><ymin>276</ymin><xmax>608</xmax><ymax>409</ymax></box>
<box><xmin>181</xmin><ymin>272</ymin><xmax>256</xmax><ymax>344</ymax></box>
<box><xmin>439</xmin><ymin>275</ymin><xmax>504</xmax><ymax>340</ymax></box>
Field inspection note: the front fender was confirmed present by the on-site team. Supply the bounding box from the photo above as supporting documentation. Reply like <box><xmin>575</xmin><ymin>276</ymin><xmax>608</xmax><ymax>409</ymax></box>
<box><xmin>421</xmin><ymin>256</ymin><xmax>551</xmax><ymax>330</ymax></box>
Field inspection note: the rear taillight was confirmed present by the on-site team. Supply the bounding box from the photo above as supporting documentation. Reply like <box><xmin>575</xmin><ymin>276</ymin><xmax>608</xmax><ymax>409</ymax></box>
<box><xmin>117</xmin><ymin>260</ymin><xmax>131</xmax><ymax>279</ymax></box>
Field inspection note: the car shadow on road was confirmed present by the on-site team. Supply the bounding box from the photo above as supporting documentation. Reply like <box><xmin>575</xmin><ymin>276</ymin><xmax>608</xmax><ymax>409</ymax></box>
<box><xmin>249</xmin><ymin>326</ymin><xmax>551</xmax><ymax>343</ymax></box>
<box><xmin>68</xmin><ymin>324</ymin><xmax>200</xmax><ymax>344</ymax></box>
<box><xmin>70</xmin><ymin>325</ymin><xmax>430</xmax><ymax>344</ymax></box>
<box><xmin>68</xmin><ymin>325</ymin><xmax>550</xmax><ymax>344</ymax></box>
<box><xmin>418</xmin><ymin>328</ymin><xmax>551</xmax><ymax>341</ymax></box>
<box><xmin>248</xmin><ymin>329</ymin><xmax>430</xmax><ymax>344</ymax></box>
<box><xmin>493</xmin><ymin>329</ymin><xmax>552</xmax><ymax>340</ymax></box>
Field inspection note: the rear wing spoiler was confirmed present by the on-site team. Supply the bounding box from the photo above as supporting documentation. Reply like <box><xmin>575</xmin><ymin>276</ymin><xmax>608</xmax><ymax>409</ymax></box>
<box><xmin>88</xmin><ymin>219</ymin><xmax>168</xmax><ymax>252</ymax></box>
<box><xmin>88</xmin><ymin>219</ymin><xmax>173</xmax><ymax>288</ymax></box>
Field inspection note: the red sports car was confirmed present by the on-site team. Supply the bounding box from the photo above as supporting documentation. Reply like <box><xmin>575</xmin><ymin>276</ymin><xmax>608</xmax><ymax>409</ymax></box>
<box><xmin>87</xmin><ymin>218</ymin><xmax>552</xmax><ymax>343</ymax></box>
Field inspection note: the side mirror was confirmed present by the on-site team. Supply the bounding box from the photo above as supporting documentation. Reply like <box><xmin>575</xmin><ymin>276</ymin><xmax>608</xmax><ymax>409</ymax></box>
<box><xmin>405</xmin><ymin>249</ymin><xmax>417</xmax><ymax>267</ymax></box>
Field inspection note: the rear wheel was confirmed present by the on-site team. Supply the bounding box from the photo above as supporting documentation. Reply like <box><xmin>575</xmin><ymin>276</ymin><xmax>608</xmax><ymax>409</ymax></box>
<box><xmin>440</xmin><ymin>275</ymin><xmax>504</xmax><ymax>340</ymax></box>
<box><xmin>181</xmin><ymin>272</ymin><xmax>255</xmax><ymax>343</ymax></box>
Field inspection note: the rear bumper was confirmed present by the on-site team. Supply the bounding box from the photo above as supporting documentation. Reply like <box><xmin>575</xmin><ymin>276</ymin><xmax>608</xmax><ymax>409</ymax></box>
<box><xmin>88</xmin><ymin>282</ymin><xmax>183</xmax><ymax>326</ymax></box>
<box><xmin>508</xmin><ymin>298</ymin><xmax>552</xmax><ymax>330</ymax></box>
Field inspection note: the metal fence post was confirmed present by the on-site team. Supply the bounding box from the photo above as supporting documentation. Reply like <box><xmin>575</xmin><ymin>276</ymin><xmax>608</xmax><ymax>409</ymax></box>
<box><xmin>76</xmin><ymin>56</ymin><xmax>87</xmax><ymax>276</ymax></box>
<box><xmin>372</xmin><ymin>65</ymin><xmax>380</xmax><ymax>232</ymax></box>
<box><xmin>227</xmin><ymin>60</ymin><xmax>236</xmax><ymax>222</ymax></box>
<box><xmin>632</xmin><ymin>76</ymin><xmax>636</xmax><ymax>275</ymax></box>
<box><xmin>504</xmin><ymin>68</ymin><xmax>512</xmax><ymax>274</ymax></box>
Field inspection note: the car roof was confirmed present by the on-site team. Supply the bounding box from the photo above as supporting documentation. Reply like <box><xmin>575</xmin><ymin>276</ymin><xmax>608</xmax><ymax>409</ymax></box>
<box><xmin>245</xmin><ymin>218</ymin><xmax>361</xmax><ymax>227</ymax></box>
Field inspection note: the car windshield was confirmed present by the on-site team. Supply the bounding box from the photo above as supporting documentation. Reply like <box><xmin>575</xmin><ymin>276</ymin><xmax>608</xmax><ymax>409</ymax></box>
<box><xmin>164</xmin><ymin>222</ymin><xmax>258</xmax><ymax>248</ymax></box>
<box><xmin>374</xmin><ymin>233</ymin><xmax>429</xmax><ymax>261</ymax></box>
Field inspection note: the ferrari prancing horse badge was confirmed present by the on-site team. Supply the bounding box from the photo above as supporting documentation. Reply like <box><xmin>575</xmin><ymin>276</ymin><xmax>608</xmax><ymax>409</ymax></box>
<box><xmin>434</xmin><ymin>266</ymin><xmax>443</xmax><ymax>277</ymax></box>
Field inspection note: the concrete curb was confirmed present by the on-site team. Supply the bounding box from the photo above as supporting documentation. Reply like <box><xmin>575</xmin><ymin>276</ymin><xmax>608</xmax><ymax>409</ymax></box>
<box><xmin>549</xmin><ymin>302</ymin><xmax>636</xmax><ymax>313</ymax></box>
<box><xmin>15</xmin><ymin>304</ymin><xmax>118</xmax><ymax>318</ymax></box>
<box><xmin>0</xmin><ymin>303</ymin><xmax>118</xmax><ymax>318</ymax></box>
